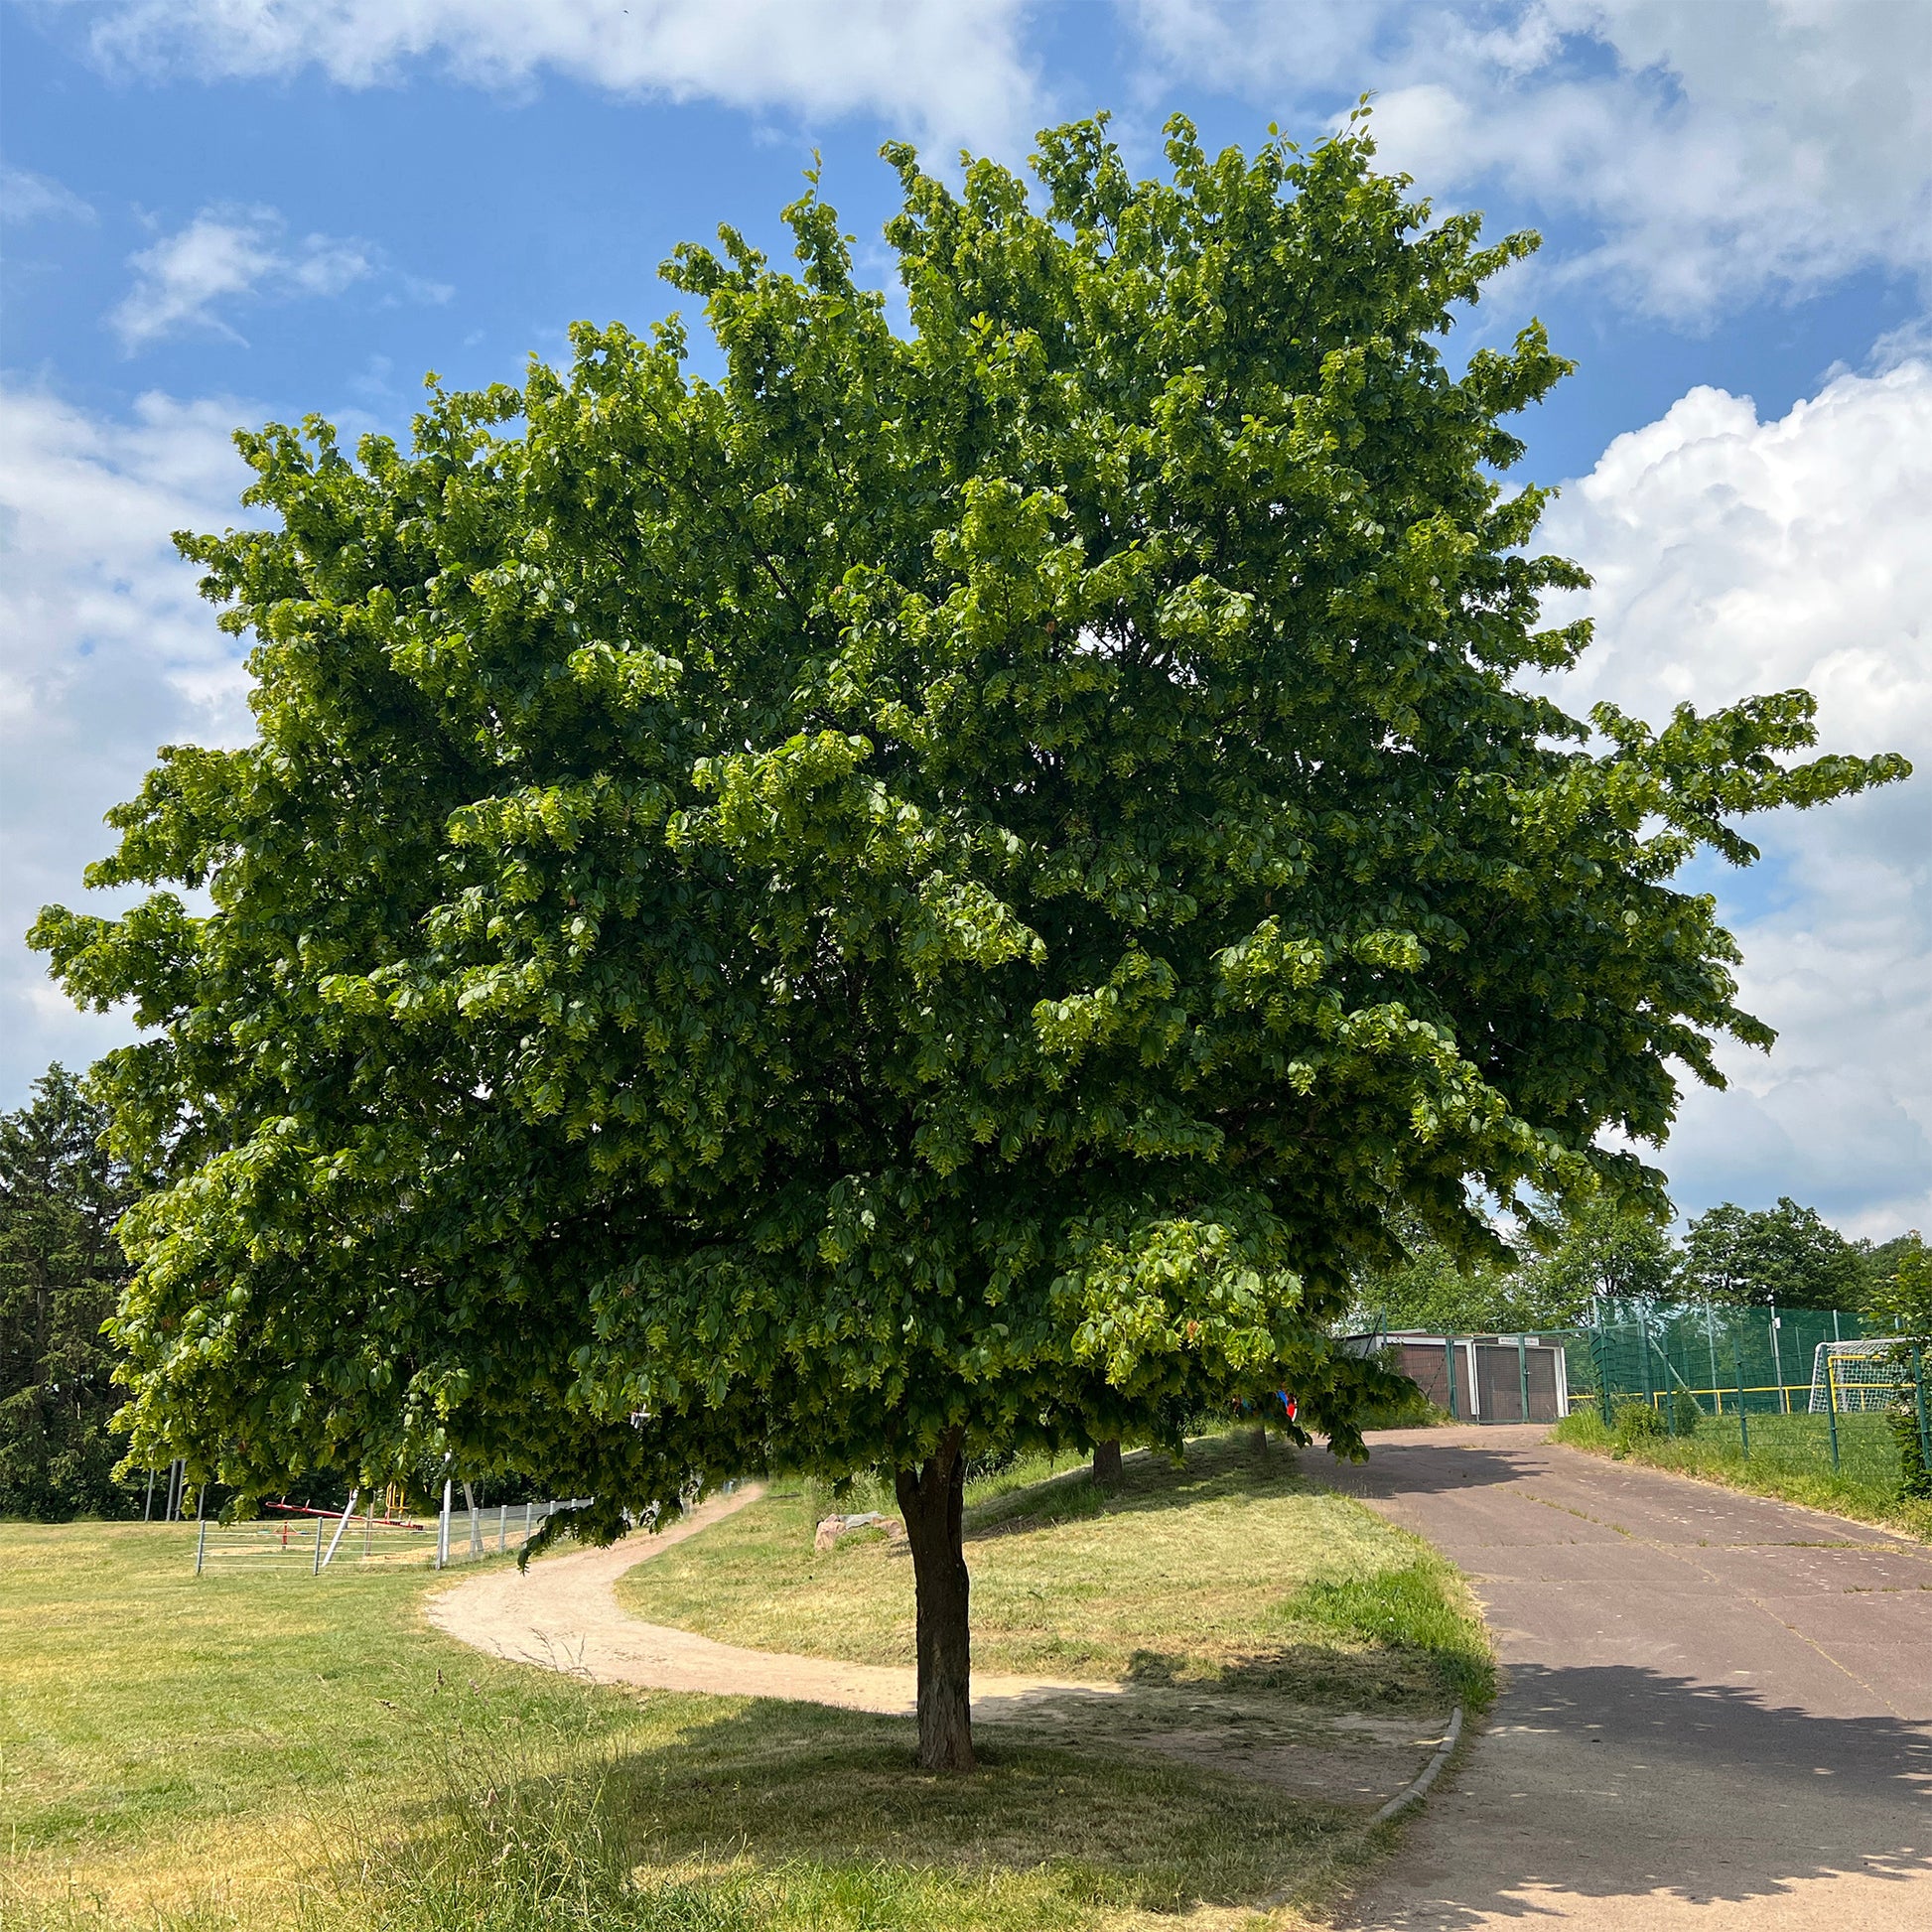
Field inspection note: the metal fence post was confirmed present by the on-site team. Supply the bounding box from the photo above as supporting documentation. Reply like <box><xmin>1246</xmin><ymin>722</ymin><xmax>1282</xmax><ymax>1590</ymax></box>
<box><xmin>1915</xmin><ymin>1345</ymin><xmax>1930</xmax><ymax>1475</ymax></box>
<box><xmin>1735</xmin><ymin>1348</ymin><xmax>1749</xmax><ymax>1459</ymax></box>
<box><xmin>145</xmin><ymin>1467</ymin><xmax>157</xmax><ymax>1522</ymax></box>
<box><xmin>1707</xmin><ymin>1308</ymin><xmax>1722</xmax><ymax>1420</ymax></box>
<box><xmin>1589</xmin><ymin>1301</ymin><xmax>1611</xmax><ymax>1428</ymax></box>
<box><xmin>1769</xmin><ymin>1305</ymin><xmax>1786</xmax><ymax>1414</ymax></box>
<box><xmin>313</xmin><ymin>1515</ymin><xmax>325</xmax><ymax>1575</ymax></box>
<box><xmin>1445</xmin><ymin>1337</ymin><xmax>1457</xmax><ymax>1420</ymax></box>
<box><xmin>321</xmin><ymin>1489</ymin><xmax>358</xmax><ymax>1571</ymax></box>
<box><xmin>524</xmin><ymin>1500</ymin><xmax>532</xmax><ymax>1547</ymax></box>
<box><xmin>1826</xmin><ymin>1353</ymin><xmax>1841</xmax><ymax>1471</ymax></box>
<box><xmin>437</xmin><ymin>1478</ymin><xmax>452</xmax><ymax>1569</ymax></box>
<box><xmin>1516</xmin><ymin>1336</ymin><xmax>1530</xmax><ymax>1424</ymax></box>
<box><xmin>195</xmin><ymin>1514</ymin><xmax>207</xmax><ymax>1576</ymax></box>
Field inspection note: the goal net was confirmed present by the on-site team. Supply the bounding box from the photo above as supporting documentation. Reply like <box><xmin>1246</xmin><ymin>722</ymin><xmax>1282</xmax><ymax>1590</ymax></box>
<box><xmin>1808</xmin><ymin>1339</ymin><xmax>1909</xmax><ymax>1414</ymax></box>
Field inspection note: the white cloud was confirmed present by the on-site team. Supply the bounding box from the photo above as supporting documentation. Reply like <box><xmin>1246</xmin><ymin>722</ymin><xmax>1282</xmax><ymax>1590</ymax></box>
<box><xmin>110</xmin><ymin>205</ymin><xmax>376</xmax><ymax>349</ymax></box>
<box><xmin>1129</xmin><ymin>0</ymin><xmax>1932</xmax><ymax>321</ymax></box>
<box><xmin>1538</xmin><ymin>355</ymin><xmax>1932</xmax><ymax>1233</ymax></box>
<box><xmin>0</xmin><ymin>384</ymin><xmax>257</xmax><ymax>1099</ymax></box>
<box><xmin>1</xmin><ymin>162</ymin><xmax>95</xmax><ymax>225</ymax></box>
<box><xmin>83</xmin><ymin>0</ymin><xmax>1041</xmax><ymax>156</ymax></box>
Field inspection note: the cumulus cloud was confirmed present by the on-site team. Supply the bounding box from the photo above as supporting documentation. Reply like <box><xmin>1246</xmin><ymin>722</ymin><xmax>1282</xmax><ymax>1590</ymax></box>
<box><xmin>0</xmin><ymin>384</ymin><xmax>256</xmax><ymax>1098</ymax></box>
<box><xmin>1130</xmin><ymin>0</ymin><xmax>1932</xmax><ymax>321</ymax></box>
<box><xmin>82</xmin><ymin>0</ymin><xmax>1041</xmax><ymax>156</ymax></box>
<box><xmin>1537</xmin><ymin>354</ymin><xmax>1932</xmax><ymax>1232</ymax></box>
<box><xmin>110</xmin><ymin>205</ymin><xmax>377</xmax><ymax>349</ymax></box>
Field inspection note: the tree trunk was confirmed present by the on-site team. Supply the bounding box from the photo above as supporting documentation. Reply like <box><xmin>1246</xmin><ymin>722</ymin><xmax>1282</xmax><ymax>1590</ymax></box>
<box><xmin>896</xmin><ymin>1429</ymin><xmax>974</xmax><ymax>1771</ymax></box>
<box><xmin>1092</xmin><ymin>1438</ymin><xmax>1122</xmax><ymax>1486</ymax></box>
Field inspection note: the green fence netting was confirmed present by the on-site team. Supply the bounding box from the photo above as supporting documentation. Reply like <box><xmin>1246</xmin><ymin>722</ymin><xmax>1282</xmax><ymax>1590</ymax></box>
<box><xmin>1561</xmin><ymin>1299</ymin><xmax>1932</xmax><ymax>1491</ymax></box>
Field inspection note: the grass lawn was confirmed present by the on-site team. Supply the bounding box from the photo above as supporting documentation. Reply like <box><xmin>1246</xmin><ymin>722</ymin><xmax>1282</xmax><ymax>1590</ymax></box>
<box><xmin>1552</xmin><ymin>1409</ymin><xmax>1932</xmax><ymax>1541</ymax></box>
<box><xmin>2</xmin><ymin>1435</ymin><xmax>1488</xmax><ymax>1931</ymax></box>
<box><xmin>617</xmin><ymin>1431</ymin><xmax>1491</xmax><ymax>1713</ymax></box>
<box><xmin>0</xmin><ymin>1519</ymin><xmax>625</xmax><ymax>1926</ymax></box>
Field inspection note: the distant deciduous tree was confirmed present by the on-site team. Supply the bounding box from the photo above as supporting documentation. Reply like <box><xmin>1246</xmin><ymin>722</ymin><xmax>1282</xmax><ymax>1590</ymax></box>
<box><xmin>1520</xmin><ymin>1198</ymin><xmax>1680</xmax><ymax>1321</ymax></box>
<box><xmin>1682</xmin><ymin>1198</ymin><xmax>1866</xmax><ymax>1310</ymax></box>
<box><xmin>1360</xmin><ymin>1198</ymin><xmax>1679</xmax><ymax>1336</ymax></box>
<box><xmin>0</xmin><ymin>1066</ymin><xmax>142</xmax><ymax>1519</ymax></box>
<box><xmin>1858</xmin><ymin>1232</ymin><xmax>1924</xmax><ymax>1313</ymax></box>
<box><xmin>1867</xmin><ymin>1232</ymin><xmax>1930</xmax><ymax>1336</ymax></box>
<box><xmin>1355</xmin><ymin>1234</ymin><xmax>1522</xmax><ymax>1334</ymax></box>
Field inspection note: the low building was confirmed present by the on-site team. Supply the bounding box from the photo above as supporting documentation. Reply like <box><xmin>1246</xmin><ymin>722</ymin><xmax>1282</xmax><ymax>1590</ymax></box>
<box><xmin>1365</xmin><ymin>1330</ymin><xmax>1573</xmax><ymax>1424</ymax></box>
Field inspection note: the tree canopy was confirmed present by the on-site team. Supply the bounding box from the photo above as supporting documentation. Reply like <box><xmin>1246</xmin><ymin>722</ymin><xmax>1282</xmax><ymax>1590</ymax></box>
<box><xmin>0</xmin><ymin>1065</ymin><xmax>143</xmax><ymax>1519</ymax></box>
<box><xmin>1681</xmin><ymin>1196</ymin><xmax>1870</xmax><ymax>1310</ymax></box>
<box><xmin>32</xmin><ymin>114</ymin><xmax>1906</xmax><ymax>1765</ymax></box>
<box><xmin>1359</xmin><ymin>1197</ymin><xmax>1682</xmax><ymax>1334</ymax></box>
<box><xmin>1867</xmin><ymin>1232</ymin><xmax>1930</xmax><ymax>1336</ymax></box>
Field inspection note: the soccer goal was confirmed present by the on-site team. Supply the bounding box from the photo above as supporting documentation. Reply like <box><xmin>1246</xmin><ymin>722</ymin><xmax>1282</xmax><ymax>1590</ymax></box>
<box><xmin>1808</xmin><ymin>1339</ymin><xmax>1908</xmax><ymax>1414</ymax></box>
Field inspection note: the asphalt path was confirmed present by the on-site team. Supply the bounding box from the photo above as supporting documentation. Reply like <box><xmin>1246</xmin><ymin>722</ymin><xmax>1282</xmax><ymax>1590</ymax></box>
<box><xmin>1319</xmin><ymin>1425</ymin><xmax>1932</xmax><ymax>1929</ymax></box>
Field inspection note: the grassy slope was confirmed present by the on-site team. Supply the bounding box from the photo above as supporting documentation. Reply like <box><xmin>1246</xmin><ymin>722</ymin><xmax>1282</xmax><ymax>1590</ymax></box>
<box><xmin>0</xmin><ymin>1441</ymin><xmax>1489</xmax><ymax>1931</ymax></box>
<box><xmin>1551</xmin><ymin>1410</ymin><xmax>1932</xmax><ymax>1540</ymax></box>
<box><xmin>618</xmin><ymin>1432</ymin><xmax>1491</xmax><ymax>1712</ymax></box>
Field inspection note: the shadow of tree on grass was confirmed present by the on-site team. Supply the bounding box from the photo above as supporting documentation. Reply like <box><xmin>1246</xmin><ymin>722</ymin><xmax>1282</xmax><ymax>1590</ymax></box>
<box><xmin>330</xmin><ymin>1686</ymin><xmax>1374</xmax><ymax>1930</ymax></box>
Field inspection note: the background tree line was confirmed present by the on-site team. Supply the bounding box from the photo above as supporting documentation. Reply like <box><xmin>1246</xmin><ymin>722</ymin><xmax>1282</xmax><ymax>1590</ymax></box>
<box><xmin>0</xmin><ymin>1065</ymin><xmax>144</xmax><ymax>1519</ymax></box>
<box><xmin>1353</xmin><ymin>1195</ymin><xmax>1924</xmax><ymax>1336</ymax></box>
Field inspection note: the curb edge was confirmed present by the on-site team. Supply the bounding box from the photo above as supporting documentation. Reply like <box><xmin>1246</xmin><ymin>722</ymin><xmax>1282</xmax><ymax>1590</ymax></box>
<box><xmin>1373</xmin><ymin>1704</ymin><xmax>1463</xmax><ymax>1825</ymax></box>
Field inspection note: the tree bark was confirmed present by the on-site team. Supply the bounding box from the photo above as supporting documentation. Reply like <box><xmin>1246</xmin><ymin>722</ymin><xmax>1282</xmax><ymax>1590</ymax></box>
<box><xmin>1092</xmin><ymin>1437</ymin><xmax>1122</xmax><ymax>1486</ymax></box>
<box><xmin>896</xmin><ymin>1429</ymin><xmax>974</xmax><ymax>1771</ymax></box>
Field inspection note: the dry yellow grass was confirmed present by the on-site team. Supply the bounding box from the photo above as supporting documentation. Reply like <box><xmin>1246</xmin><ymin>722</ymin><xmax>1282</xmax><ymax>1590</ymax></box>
<box><xmin>0</xmin><ymin>1442</ymin><xmax>1487</xmax><ymax>1930</ymax></box>
<box><xmin>617</xmin><ymin>1432</ymin><xmax>1489</xmax><ymax>1710</ymax></box>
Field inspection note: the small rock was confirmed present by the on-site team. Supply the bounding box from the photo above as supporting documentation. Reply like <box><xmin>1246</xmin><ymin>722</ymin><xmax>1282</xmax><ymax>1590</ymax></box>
<box><xmin>813</xmin><ymin>1511</ymin><xmax>900</xmax><ymax>1552</ymax></box>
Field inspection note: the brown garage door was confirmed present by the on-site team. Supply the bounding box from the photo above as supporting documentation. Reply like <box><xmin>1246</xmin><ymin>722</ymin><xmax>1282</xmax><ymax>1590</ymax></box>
<box><xmin>1393</xmin><ymin>1341</ymin><xmax>1454</xmax><ymax>1409</ymax></box>
<box><xmin>1476</xmin><ymin>1343</ymin><xmax>1525</xmax><ymax>1421</ymax></box>
<box><xmin>1474</xmin><ymin>1342</ymin><xmax>1562</xmax><ymax>1422</ymax></box>
<box><xmin>1525</xmin><ymin>1345</ymin><xmax>1560</xmax><ymax>1421</ymax></box>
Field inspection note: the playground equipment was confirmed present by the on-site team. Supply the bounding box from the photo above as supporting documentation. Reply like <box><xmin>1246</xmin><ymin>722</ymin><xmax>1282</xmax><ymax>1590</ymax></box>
<box><xmin>193</xmin><ymin>1492</ymin><xmax>589</xmax><ymax>1575</ymax></box>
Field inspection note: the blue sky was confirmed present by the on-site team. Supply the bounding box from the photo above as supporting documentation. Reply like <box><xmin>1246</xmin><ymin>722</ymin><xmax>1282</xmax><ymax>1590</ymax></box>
<box><xmin>3</xmin><ymin>1</ymin><xmax>1928</xmax><ymax>1233</ymax></box>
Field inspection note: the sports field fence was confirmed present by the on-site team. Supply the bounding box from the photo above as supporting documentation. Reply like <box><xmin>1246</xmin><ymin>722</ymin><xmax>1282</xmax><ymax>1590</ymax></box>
<box><xmin>1562</xmin><ymin>1298</ymin><xmax>1931</xmax><ymax>1493</ymax></box>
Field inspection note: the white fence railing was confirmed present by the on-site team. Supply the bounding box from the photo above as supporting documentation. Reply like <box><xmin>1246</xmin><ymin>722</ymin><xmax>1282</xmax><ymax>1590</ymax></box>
<box><xmin>193</xmin><ymin>1493</ymin><xmax>590</xmax><ymax>1575</ymax></box>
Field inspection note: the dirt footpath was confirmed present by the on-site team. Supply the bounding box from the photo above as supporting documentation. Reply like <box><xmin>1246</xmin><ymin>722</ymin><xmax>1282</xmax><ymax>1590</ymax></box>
<box><xmin>426</xmin><ymin>1483</ymin><xmax>1139</xmax><ymax>1719</ymax></box>
<box><xmin>1319</xmin><ymin>1425</ymin><xmax>1932</xmax><ymax>1929</ymax></box>
<box><xmin>427</xmin><ymin>1478</ymin><xmax>1451</xmax><ymax>1810</ymax></box>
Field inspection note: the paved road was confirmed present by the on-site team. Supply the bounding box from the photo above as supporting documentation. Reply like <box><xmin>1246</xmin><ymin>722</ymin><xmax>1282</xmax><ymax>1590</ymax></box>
<box><xmin>1320</xmin><ymin>1426</ymin><xmax>1932</xmax><ymax>1929</ymax></box>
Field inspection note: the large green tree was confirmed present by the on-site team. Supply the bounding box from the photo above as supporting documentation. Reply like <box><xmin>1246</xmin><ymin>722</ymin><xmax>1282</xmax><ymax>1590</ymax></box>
<box><xmin>0</xmin><ymin>1066</ymin><xmax>143</xmax><ymax>1519</ymax></box>
<box><xmin>1863</xmin><ymin>1232</ymin><xmax>1929</xmax><ymax>1335</ymax></box>
<box><xmin>33</xmin><ymin>118</ymin><xmax>1906</xmax><ymax>1767</ymax></box>
<box><xmin>1682</xmin><ymin>1197</ymin><xmax>1867</xmax><ymax>1310</ymax></box>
